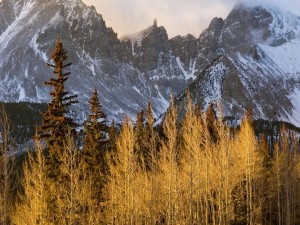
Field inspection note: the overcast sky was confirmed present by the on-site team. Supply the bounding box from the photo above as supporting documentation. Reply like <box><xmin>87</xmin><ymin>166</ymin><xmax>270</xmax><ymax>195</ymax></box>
<box><xmin>82</xmin><ymin>0</ymin><xmax>300</xmax><ymax>38</ymax></box>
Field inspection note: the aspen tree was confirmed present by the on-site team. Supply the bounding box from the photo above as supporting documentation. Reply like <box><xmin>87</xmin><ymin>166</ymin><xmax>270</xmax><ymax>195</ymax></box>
<box><xmin>181</xmin><ymin>92</ymin><xmax>202</xmax><ymax>224</ymax></box>
<box><xmin>158</xmin><ymin>96</ymin><xmax>179</xmax><ymax>224</ymax></box>
<box><xmin>144</xmin><ymin>101</ymin><xmax>160</xmax><ymax>223</ymax></box>
<box><xmin>258</xmin><ymin>133</ymin><xmax>273</xmax><ymax>224</ymax></box>
<box><xmin>213</xmin><ymin>106</ymin><xmax>238</xmax><ymax>225</ymax></box>
<box><xmin>281</xmin><ymin>128</ymin><xmax>292</xmax><ymax>225</ymax></box>
<box><xmin>202</xmin><ymin>108</ymin><xmax>216</xmax><ymax>225</ymax></box>
<box><xmin>295</xmin><ymin>136</ymin><xmax>300</xmax><ymax>224</ymax></box>
<box><xmin>56</xmin><ymin>132</ymin><xmax>81</xmax><ymax>225</ymax></box>
<box><xmin>192</xmin><ymin>104</ymin><xmax>207</xmax><ymax>224</ymax></box>
<box><xmin>273</xmin><ymin>128</ymin><xmax>299</xmax><ymax>225</ymax></box>
<box><xmin>236</xmin><ymin>114</ymin><xmax>263</xmax><ymax>225</ymax></box>
<box><xmin>291</xmin><ymin>130</ymin><xmax>300</xmax><ymax>224</ymax></box>
<box><xmin>12</xmin><ymin>137</ymin><xmax>47</xmax><ymax>225</ymax></box>
<box><xmin>0</xmin><ymin>106</ymin><xmax>15</xmax><ymax>225</ymax></box>
<box><xmin>271</xmin><ymin>142</ymin><xmax>284</xmax><ymax>225</ymax></box>
<box><xmin>105</xmin><ymin>116</ymin><xmax>137</xmax><ymax>224</ymax></box>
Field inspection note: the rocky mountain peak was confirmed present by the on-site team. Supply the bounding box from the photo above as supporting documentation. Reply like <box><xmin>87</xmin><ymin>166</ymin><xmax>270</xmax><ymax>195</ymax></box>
<box><xmin>172</xmin><ymin>3</ymin><xmax>300</xmax><ymax>126</ymax></box>
<box><xmin>0</xmin><ymin>0</ymin><xmax>300</xmax><ymax>125</ymax></box>
<box><xmin>0</xmin><ymin>0</ymin><xmax>187</xmax><ymax>121</ymax></box>
<box><xmin>208</xmin><ymin>17</ymin><xmax>224</xmax><ymax>34</ymax></box>
<box><xmin>121</xmin><ymin>21</ymin><xmax>173</xmax><ymax>71</ymax></box>
<box><xmin>170</xmin><ymin>34</ymin><xmax>198</xmax><ymax>73</ymax></box>
<box><xmin>224</xmin><ymin>3</ymin><xmax>300</xmax><ymax>46</ymax></box>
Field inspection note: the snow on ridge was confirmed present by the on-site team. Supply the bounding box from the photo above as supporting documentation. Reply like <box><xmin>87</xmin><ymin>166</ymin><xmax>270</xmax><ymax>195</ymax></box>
<box><xmin>0</xmin><ymin>0</ymin><xmax>35</xmax><ymax>52</ymax></box>
<box><xmin>30</xmin><ymin>34</ymin><xmax>47</xmax><ymax>62</ymax></box>
<box><xmin>259</xmin><ymin>38</ymin><xmax>300</xmax><ymax>77</ymax></box>
<box><xmin>154</xmin><ymin>84</ymin><xmax>170</xmax><ymax>114</ymax></box>
<box><xmin>176</xmin><ymin>57</ymin><xmax>197</xmax><ymax>81</ymax></box>
<box><xmin>202</xmin><ymin>62</ymin><xmax>226</xmax><ymax>108</ymax></box>
<box><xmin>267</xmin><ymin>6</ymin><xmax>300</xmax><ymax>42</ymax></box>
<box><xmin>285</xmin><ymin>88</ymin><xmax>300</xmax><ymax>127</ymax></box>
<box><xmin>35</xmin><ymin>86</ymin><xmax>48</xmax><ymax>101</ymax></box>
<box><xmin>122</xmin><ymin>26</ymin><xmax>152</xmax><ymax>44</ymax></box>
<box><xmin>121</xmin><ymin>25</ymin><xmax>154</xmax><ymax>54</ymax></box>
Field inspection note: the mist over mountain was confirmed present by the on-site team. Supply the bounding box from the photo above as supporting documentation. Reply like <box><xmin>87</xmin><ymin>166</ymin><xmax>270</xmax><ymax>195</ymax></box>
<box><xmin>0</xmin><ymin>0</ymin><xmax>299</xmax><ymax>126</ymax></box>
<box><xmin>173</xmin><ymin>3</ymin><xmax>300</xmax><ymax>126</ymax></box>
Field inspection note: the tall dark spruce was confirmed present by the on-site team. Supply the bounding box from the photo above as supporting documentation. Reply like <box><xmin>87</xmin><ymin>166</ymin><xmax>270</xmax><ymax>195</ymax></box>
<box><xmin>82</xmin><ymin>88</ymin><xmax>107</xmax><ymax>201</ymax></box>
<box><xmin>39</xmin><ymin>37</ymin><xmax>78</xmax><ymax>177</ymax></box>
<box><xmin>82</xmin><ymin>88</ymin><xmax>107</xmax><ymax>169</ymax></box>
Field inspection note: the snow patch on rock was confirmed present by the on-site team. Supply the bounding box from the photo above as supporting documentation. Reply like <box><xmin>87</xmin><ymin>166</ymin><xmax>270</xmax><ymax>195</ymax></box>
<box><xmin>259</xmin><ymin>39</ymin><xmax>300</xmax><ymax>77</ymax></box>
<box><xmin>286</xmin><ymin>88</ymin><xmax>300</xmax><ymax>127</ymax></box>
<box><xmin>18</xmin><ymin>85</ymin><xmax>26</xmax><ymax>101</ymax></box>
<box><xmin>176</xmin><ymin>57</ymin><xmax>197</xmax><ymax>81</ymax></box>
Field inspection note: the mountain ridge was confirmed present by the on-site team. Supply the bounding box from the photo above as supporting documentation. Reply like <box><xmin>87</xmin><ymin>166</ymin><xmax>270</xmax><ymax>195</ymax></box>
<box><xmin>172</xmin><ymin>3</ymin><xmax>300</xmax><ymax>126</ymax></box>
<box><xmin>0</xmin><ymin>0</ymin><xmax>186</xmax><ymax>121</ymax></box>
<box><xmin>0</xmin><ymin>0</ymin><xmax>299</xmax><ymax>125</ymax></box>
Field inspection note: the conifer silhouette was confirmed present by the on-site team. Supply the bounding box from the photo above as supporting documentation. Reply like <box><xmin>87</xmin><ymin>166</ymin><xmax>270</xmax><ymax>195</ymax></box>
<box><xmin>82</xmin><ymin>88</ymin><xmax>107</xmax><ymax>201</ymax></box>
<box><xmin>39</xmin><ymin>37</ymin><xmax>78</xmax><ymax>177</ymax></box>
<box><xmin>82</xmin><ymin>88</ymin><xmax>107</xmax><ymax>172</ymax></box>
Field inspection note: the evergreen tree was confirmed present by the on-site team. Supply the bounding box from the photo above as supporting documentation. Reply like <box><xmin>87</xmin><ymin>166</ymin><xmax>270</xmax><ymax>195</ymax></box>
<box><xmin>144</xmin><ymin>101</ymin><xmax>157</xmax><ymax>169</ymax></box>
<box><xmin>38</xmin><ymin>37</ymin><xmax>78</xmax><ymax>223</ymax></box>
<box><xmin>108</xmin><ymin>119</ymin><xmax>117</xmax><ymax>152</ymax></box>
<box><xmin>39</xmin><ymin>36</ymin><xmax>78</xmax><ymax>161</ymax></box>
<box><xmin>146</xmin><ymin>102</ymin><xmax>154</xmax><ymax>131</ymax></box>
<box><xmin>81</xmin><ymin>88</ymin><xmax>107</xmax><ymax>203</ymax></box>
<box><xmin>206</xmin><ymin>102</ymin><xmax>218</xmax><ymax>142</ymax></box>
<box><xmin>134</xmin><ymin>109</ymin><xmax>145</xmax><ymax>166</ymax></box>
<box><xmin>82</xmin><ymin>89</ymin><xmax>107</xmax><ymax>171</ymax></box>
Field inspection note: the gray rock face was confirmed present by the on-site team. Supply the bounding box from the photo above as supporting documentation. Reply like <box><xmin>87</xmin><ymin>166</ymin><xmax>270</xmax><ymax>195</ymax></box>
<box><xmin>0</xmin><ymin>0</ymin><xmax>186</xmax><ymax>121</ymax></box>
<box><xmin>0</xmin><ymin>0</ymin><xmax>300</xmax><ymax>126</ymax></box>
<box><xmin>170</xmin><ymin>34</ymin><xmax>198</xmax><ymax>74</ymax></box>
<box><xmin>173</xmin><ymin>3</ymin><xmax>300</xmax><ymax>126</ymax></box>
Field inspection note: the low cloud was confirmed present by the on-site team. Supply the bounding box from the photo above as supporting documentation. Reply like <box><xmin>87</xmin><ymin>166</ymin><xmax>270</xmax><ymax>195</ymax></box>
<box><xmin>83</xmin><ymin>0</ymin><xmax>300</xmax><ymax>38</ymax></box>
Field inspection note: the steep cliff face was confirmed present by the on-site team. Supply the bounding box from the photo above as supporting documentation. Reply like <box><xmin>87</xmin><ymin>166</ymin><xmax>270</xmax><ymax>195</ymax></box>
<box><xmin>121</xmin><ymin>22</ymin><xmax>186</xmax><ymax>107</ymax></box>
<box><xmin>0</xmin><ymin>0</ymin><xmax>186</xmax><ymax>120</ymax></box>
<box><xmin>173</xmin><ymin>3</ymin><xmax>300</xmax><ymax>126</ymax></box>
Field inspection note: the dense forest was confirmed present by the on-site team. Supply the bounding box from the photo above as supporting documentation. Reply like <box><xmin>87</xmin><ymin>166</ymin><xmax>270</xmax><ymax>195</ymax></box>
<box><xmin>1</xmin><ymin>38</ymin><xmax>300</xmax><ymax>225</ymax></box>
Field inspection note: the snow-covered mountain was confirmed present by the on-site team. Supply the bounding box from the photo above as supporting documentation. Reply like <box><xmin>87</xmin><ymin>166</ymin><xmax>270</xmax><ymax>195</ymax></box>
<box><xmin>0</xmin><ymin>0</ymin><xmax>186</xmax><ymax>121</ymax></box>
<box><xmin>0</xmin><ymin>0</ymin><xmax>300</xmax><ymax>126</ymax></box>
<box><xmin>173</xmin><ymin>3</ymin><xmax>300</xmax><ymax>126</ymax></box>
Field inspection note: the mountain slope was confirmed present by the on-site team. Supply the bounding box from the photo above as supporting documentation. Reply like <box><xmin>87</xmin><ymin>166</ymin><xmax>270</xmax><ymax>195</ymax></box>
<box><xmin>0</xmin><ymin>0</ymin><xmax>186</xmax><ymax>121</ymax></box>
<box><xmin>173</xmin><ymin>3</ymin><xmax>300</xmax><ymax>126</ymax></box>
<box><xmin>0</xmin><ymin>1</ymin><xmax>300</xmax><ymax>126</ymax></box>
